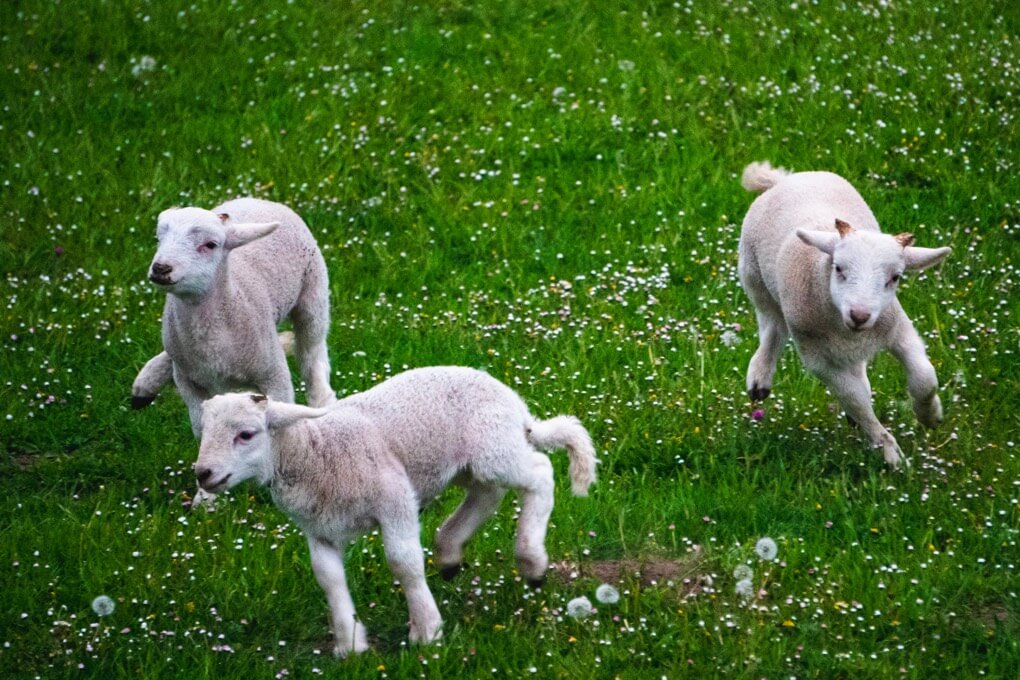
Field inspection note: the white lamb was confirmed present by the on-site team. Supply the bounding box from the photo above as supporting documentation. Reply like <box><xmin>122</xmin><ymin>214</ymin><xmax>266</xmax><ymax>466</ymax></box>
<box><xmin>738</xmin><ymin>162</ymin><xmax>951</xmax><ymax>467</ymax></box>
<box><xmin>192</xmin><ymin>366</ymin><xmax>598</xmax><ymax>656</ymax></box>
<box><xmin>132</xmin><ymin>197</ymin><xmax>335</xmax><ymax>436</ymax></box>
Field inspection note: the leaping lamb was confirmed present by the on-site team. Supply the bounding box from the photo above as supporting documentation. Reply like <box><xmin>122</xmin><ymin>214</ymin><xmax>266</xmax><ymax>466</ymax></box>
<box><xmin>193</xmin><ymin>366</ymin><xmax>598</xmax><ymax>656</ymax></box>
<box><xmin>738</xmin><ymin>162</ymin><xmax>951</xmax><ymax>467</ymax></box>
<box><xmin>131</xmin><ymin>197</ymin><xmax>336</xmax><ymax>437</ymax></box>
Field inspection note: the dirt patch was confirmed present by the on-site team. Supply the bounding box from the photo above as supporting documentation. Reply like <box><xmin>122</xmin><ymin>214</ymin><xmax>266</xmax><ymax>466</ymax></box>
<box><xmin>549</xmin><ymin>556</ymin><xmax>706</xmax><ymax>594</ymax></box>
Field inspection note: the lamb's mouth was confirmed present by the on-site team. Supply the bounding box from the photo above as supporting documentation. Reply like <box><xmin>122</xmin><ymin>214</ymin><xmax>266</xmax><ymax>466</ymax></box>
<box><xmin>200</xmin><ymin>473</ymin><xmax>232</xmax><ymax>492</ymax></box>
<box><xmin>149</xmin><ymin>274</ymin><xmax>176</xmax><ymax>286</ymax></box>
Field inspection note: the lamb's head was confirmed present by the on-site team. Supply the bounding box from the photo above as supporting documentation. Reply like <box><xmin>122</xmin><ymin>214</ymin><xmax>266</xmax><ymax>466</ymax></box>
<box><xmin>797</xmin><ymin>219</ymin><xmax>951</xmax><ymax>331</ymax></box>
<box><xmin>194</xmin><ymin>393</ymin><xmax>329</xmax><ymax>493</ymax></box>
<box><xmin>149</xmin><ymin>208</ymin><xmax>279</xmax><ymax>298</ymax></box>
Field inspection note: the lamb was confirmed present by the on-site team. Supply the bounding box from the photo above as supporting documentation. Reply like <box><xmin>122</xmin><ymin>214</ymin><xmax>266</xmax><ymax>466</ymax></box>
<box><xmin>132</xmin><ymin>197</ymin><xmax>335</xmax><ymax>436</ymax></box>
<box><xmin>192</xmin><ymin>366</ymin><xmax>598</xmax><ymax>656</ymax></box>
<box><xmin>738</xmin><ymin>161</ymin><xmax>951</xmax><ymax>468</ymax></box>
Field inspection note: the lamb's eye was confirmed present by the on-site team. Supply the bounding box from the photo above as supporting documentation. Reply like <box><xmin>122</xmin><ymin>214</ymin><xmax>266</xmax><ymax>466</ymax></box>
<box><xmin>204</xmin><ymin>241</ymin><xmax>218</xmax><ymax>250</ymax></box>
<box><xmin>237</xmin><ymin>431</ymin><xmax>255</xmax><ymax>443</ymax></box>
<box><xmin>889</xmin><ymin>273</ymin><xmax>901</xmax><ymax>285</ymax></box>
<box><xmin>834</xmin><ymin>265</ymin><xmax>843</xmax><ymax>275</ymax></box>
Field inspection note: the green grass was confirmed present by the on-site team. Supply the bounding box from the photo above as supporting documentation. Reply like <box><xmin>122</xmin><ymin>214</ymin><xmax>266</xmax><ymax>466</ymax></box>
<box><xmin>2</xmin><ymin>0</ymin><xmax>1018</xmax><ymax>677</ymax></box>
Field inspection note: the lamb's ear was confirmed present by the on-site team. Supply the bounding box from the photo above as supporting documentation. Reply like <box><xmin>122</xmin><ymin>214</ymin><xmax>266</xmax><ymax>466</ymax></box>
<box><xmin>224</xmin><ymin>221</ymin><xmax>280</xmax><ymax>250</ymax></box>
<box><xmin>265</xmin><ymin>402</ymin><xmax>329</xmax><ymax>429</ymax></box>
<box><xmin>904</xmin><ymin>245</ymin><xmax>951</xmax><ymax>271</ymax></box>
<box><xmin>796</xmin><ymin>228</ymin><xmax>839</xmax><ymax>255</ymax></box>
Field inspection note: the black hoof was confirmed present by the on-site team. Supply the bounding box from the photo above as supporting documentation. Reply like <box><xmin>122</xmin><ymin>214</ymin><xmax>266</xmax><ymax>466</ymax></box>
<box><xmin>131</xmin><ymin>395</ymin><xmax>156</xmax><ymax>410</ymax></box>
<box><xmin>749</xmin><ymin>386</ymin><xmax>770</xmax><ymax>401</ymax></box>
<box><xmin>527</xmin><ymin>577</ymin><xmax>546</xmax><ymax>590</ymax></box>
<box><xmin>439</xmin><ymin>563</ymin><xmax>465</xmax><ymax>581</ymax></box>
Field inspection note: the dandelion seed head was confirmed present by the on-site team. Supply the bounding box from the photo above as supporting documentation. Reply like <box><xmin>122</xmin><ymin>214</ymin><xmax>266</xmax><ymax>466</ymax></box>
<box><xmin>733</xmin><ymin>564</ymin><xmax>753</xmax><ymax>581</ymax></box>
<box><xmin>595</xmin><ymin>584</ymin><xmax>620</xmax><ymax>604</ymax></box>
<box><xmin>91</xmin><ymin>595</ymin><xmax>115</xmax><ymax>616</ymax></box>
<box><xmin>755</xmin><ymin>537</ymin><xmax>778</xmax><ymax>561</ymax></box>
<box><xmin>566</xmin><ymin>596</ymin><xmax>594</xmax><ymax>619</ymax></box>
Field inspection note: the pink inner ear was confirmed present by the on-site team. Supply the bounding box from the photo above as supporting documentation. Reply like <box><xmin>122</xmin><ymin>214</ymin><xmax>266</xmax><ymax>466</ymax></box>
<box><xmin>218</xmin><ymin>213</ymin><xmax>230</xmax><ymax>223</ymax></box>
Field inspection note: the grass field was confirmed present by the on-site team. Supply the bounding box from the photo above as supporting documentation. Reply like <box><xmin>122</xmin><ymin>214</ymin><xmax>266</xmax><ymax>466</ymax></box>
<box><xmin>2</xmin><ymin>0</ymin><xmax>1018</xmax><ymax>677</ymax></box>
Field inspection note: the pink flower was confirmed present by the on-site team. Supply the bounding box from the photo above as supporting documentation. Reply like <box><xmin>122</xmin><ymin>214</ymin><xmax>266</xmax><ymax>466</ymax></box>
<box><xmin>751</xmin><ymin>409</ymin><xmax>765</xmax><ymax>421</ymax></box>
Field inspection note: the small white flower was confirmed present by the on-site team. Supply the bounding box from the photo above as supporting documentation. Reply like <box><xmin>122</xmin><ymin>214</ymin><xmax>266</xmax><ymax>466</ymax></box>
<box><xmin>552</xmin><ymin>86</ymin><xmax>567</xmax><ymax>99</ymax></box>
<box><xmin>131</xmin><ymin>55</ymin><xmax>157</xmax><ymax>77</ymax></box>
<box><xmin>595</xmin><ymin>584</ymin><xmax>620</xmax><ymax>605</ymax></box>
<box><xmin>733</xmin><ymin>564</ymin><xmax>753</xmax><ymax>581</ymax></box>
<box><xmin>91</xmin><ymin>595</ymin><xmax>115</xmax><ymax>616</ymax></box>
<box><xmin>617</xmin><ymin>59</ymin><xmax>636</xmax><ymax>72</ymax></box>
<box><xmin>566</xmin><ymin>596</ymin><xmax>593</xmax><ymax>619</ymax></box>
<box><xmin>755</xmin><ymin>537</ymin><xmax>778</xmax><ymax>561</ymax></box>
<box><xmin>735</xmin><ymin>578</ymin><xmax>754</xmax><ymax>600</ymax></box>
<box><xmin>720</xmin><ymin>330</ymin><xmax>740</xmax><ymax>347</ymax></box>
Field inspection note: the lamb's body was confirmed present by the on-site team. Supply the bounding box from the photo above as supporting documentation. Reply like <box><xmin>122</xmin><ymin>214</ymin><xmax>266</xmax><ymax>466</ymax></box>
<box><xmin>195</xmin><ymin>366</ymin><xmax>597</xmax><ymax>656</ymax></box>
<box><xmin>133</xmin><ymin>197</ymin><xmax>335</xmax><ymax>436</ymax></box>
<box><xmin>738</xmin><ymin>162</ymin><xmax>950</xmax><ymax>467</ymax></box>
<box><xmin>740</xmin><ymin>171</ymin><xmax>897</xmax><ymax>365</ymax></box>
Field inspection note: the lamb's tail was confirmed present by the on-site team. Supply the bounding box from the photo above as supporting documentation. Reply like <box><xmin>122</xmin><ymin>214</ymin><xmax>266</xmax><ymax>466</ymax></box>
<box><xmin>526</xmin><ymin>416</ymin><xmax>598</xmax><ymax>496</ymax></box>
<box><xmin>741</xmin><ymin>161</ymin><xmax>791</xmax><ymax>193</ymax></box>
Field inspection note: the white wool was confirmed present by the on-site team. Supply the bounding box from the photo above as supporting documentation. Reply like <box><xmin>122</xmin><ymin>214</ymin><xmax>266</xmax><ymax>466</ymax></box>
<box><xmin>194</xmin><ymin>366</ymin><xmax>597</xmax><ymax>656</ymax></box>
<box><xmin>738</xmin><ymin>162</ymin><xmax>951</xmax><ymax>467</ymax></box>
<box><xmin>131</xmin><ymin>198</ymin><xmax>336</xmax><ymax>435</ymax></box>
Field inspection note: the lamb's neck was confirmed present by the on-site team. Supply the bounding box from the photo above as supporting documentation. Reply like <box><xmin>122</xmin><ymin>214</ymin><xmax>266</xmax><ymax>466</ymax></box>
<box><xmin>269</xmin><ymin>420</ymin><xmax>317</xmax><ymax>486</ymax></box>
<box><xmin>172</xmin><ymin>257</ymin><xmax>236</xmax><ymax>310</ymax></box>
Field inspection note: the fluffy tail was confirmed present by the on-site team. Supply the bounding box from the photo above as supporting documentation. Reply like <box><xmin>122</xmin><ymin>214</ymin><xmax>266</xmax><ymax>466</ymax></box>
<box><xmin>741</xmin><ymin>161</ymin><xmax>791</xmax><ymax>193</ymax></box>
<box><xmin>527</xmin><ymin>416</ymin><xmax>598</xmax><ymax>496</ymax></box>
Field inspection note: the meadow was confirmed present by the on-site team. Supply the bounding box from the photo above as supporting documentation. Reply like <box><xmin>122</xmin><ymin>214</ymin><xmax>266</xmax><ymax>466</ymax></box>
<box><xmin>1</xmin><ymin>0</ymin><xmax>1018</xmax><ymax>677</ymax></box>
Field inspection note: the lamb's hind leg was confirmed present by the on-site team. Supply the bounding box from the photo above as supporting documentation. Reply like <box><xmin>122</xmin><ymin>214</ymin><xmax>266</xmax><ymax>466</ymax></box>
<box><xmin>291</xmin><ymin>263</ymin><xmax>336</xmax><ymax>407</ymax></box>
<box><xmin>746</xmin><ymin>308</ymin><xmax>789</xmax><ymax>401</ymax></box>
<box><xmin>496</xmin><ymin>451</ymin><xmax>555</xmax><ymax>588</ymax></box>
<box><xmin>435</xmin><ymin>482</ymin><xmax>507</xmax><ymax>580</ymax></box>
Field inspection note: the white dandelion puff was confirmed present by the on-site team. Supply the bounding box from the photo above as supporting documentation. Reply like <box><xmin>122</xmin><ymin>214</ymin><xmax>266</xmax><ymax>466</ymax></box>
<box><xmin>733</xmin><ymin>564</ymin><xmax>753</xmax><ymax>581</ymax></box>
<box><xmin>735</xmin><ymin>578</ymin><xmax>754</xmax><ymax>600</ymax></box>
<box><xmin>131</xmin><ymin>56</ymin><xmax>157</xmax><ymax>77</ymax></box>
<box><xmin>595</xmin><ymin>584</ymin><xmax>620</xmax><ymax>605</ymax></box>
<box><xmin>566</xmin><ymin>596</ymin><xmax>594</xmax><ymax>619</ymax></box>
<box><xmin>91</xmin><ymin>595</ymin><xmax>115</xmax><ymax>616</ymax></box>
<box><xmin>720</xmin><ymin>330</ymin><xmax>740</xmax><ymax>347</ymax></box>
<box><xmin>755</xmin><ymin>537</ymin><xmax>778</xmax><ymax>561</ymax></box>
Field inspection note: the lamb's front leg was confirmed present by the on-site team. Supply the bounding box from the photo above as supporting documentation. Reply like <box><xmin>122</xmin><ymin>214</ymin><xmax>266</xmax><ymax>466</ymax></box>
<box><xmin>746</xmin><ymin>309</ymin><xmax>789</xmax><ymax>401</ymax></box>
<box><xmin>307</xmin><ymin>536</ymin><xmax>370</xmax><ymax>657</ymax></box>
<box><xmin>888</xmin><ymin>322</ymin><xmax>943</xmax><ymax>429</ymax></box>
<box><xmin>131</xmin><ymin>351</ymin><xmax>174</xmax><ymax>409</ymax></box>
<box><xmin>379</xmin><ymin>509</ymin><xmax>443</xmax><ymax>645</ymax></box>
<box><xmin>814</xmin><ymin>360</ymin><xmax>905</xmax><ymax>468</ymax></box>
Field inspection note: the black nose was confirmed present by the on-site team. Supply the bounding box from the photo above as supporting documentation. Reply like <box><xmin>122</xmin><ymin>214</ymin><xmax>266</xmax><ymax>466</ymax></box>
<box><xmin>151</xmin><ymin>262</ymin><xmax>173</xmax><ymax>277</ymax></box>
<box><xmin>196</xmin><ymin>468</ymin><xmax>213</xmax><ymax>484</ymax></box>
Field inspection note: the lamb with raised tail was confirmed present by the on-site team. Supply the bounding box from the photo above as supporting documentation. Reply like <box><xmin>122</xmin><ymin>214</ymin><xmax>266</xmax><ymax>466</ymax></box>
<box><xmin>132</xmin><ymin>197</ymin><xmax>335</xmax><ymax>435</ymax></box>
<box><xmin>738</xmin><ymin>162</ymin><xmax>951</xmax><ymax>467</ymax></box>
<box><xmin>192</xmin><ymin>366</ymin><xmax>597</xmax><ymax>656</ymax></box>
